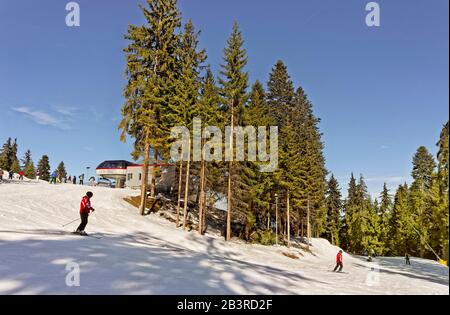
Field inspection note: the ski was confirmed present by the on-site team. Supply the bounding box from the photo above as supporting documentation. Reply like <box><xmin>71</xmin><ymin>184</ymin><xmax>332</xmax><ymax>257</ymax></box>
<box><xmin>71</xmin><ymin>231</ymin><xmax>103</xmax><ymax>239</ymax></box>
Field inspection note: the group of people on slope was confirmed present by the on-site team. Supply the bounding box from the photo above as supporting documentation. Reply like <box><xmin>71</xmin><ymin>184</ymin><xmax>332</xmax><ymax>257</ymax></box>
<box><xmin>332</xmin><ymin>249</ymin><xmax>412</xmax><ymax>273</ymax></box>
<box><xmin>50</xmin><ymin>172</ymin><xmax>85</xmax><ymax>185</ymax></box>
<box><xmin>0</xmin><ymin>168</ymin><xmax>25</xmax><ymax>182</ymax></box>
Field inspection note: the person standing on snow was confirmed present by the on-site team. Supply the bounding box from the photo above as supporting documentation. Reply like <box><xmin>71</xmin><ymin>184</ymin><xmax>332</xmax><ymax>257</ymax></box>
<box><xmin>75</xmin><ymin>191</ymin><xmax>95</xmax><ymax>235</ymax></box>
<box><xmin>50</xmin><ymin>170</ymin><xmax>57</xmax><ymax>184</ymax></box>
<box><xmin>405</xmin><ymin>253</ymin><xmax>411</xmax><ymax>265</ymax></box>
<box><xmin>333</xmin><ymin>250</ymin><xmax>344</xmax><ymax>272</ymax></box>
<box><xmin>0</xmin><ymin>168</ymin><xmax>4</xmax><ymax>183</ymax></box>
<box><xmin>79</xmin><ymin>173</ymin><xmax>84</xmax><ymax>185</ymax></box>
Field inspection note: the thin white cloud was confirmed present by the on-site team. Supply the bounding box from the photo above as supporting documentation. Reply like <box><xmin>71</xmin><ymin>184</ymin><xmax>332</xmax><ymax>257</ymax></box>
<box><xmin>380</xmin><ymin>145</ymin><xmax>389</xmax><ymax>150</ymax></box>
<box><xmin>54</xmin><ymin>106</ymin><xmax>79</xmax><ymax>117</ymax></box>
<box><xmin>11</xmin><ymin>107</ymin><xmax>72</xmax><ymax>130</ymax></box>
<box><xmin>89</xmin><ymin>106</ymin><xmax>102</xmax><ymax>122</ymax></box>
<box><xmin>83</xmin><ymin>146</ymin><xmax>95</xmax><ymax>152</ymax></box>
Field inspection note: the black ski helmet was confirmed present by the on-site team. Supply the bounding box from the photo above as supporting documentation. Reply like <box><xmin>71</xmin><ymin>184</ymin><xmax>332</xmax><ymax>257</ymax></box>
<box><xmin>86</xmin><ymin>191</ymin><xmax>93</xmax><ymax>198</ymax></box>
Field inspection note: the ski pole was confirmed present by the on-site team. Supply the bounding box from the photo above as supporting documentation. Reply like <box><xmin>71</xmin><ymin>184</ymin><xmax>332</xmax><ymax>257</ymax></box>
<box><xmin>62</xmin><ymin>218</ymin><xmax>80</xmax><ymax>227</ymax></box>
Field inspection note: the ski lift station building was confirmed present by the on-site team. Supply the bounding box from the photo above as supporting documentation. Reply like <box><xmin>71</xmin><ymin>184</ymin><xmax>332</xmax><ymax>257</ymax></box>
<box><xmin>95</xmin><ymin>160</ymin><xmax>176</xmax><ymax>190</ymax></box>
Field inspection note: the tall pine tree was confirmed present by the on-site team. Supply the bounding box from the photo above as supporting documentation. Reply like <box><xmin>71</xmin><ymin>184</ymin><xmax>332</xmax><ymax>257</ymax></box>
<box><xmin>219</xmin><ymin>21</ymin><xmax>249</xmax><ymax>241</ymax></box>
<box><xmin>37</xmin><ymin>155</ymin><xmax>51</xmax><ymax>182</ymax></box>
<box><xmin>324</xmin><ymin>175</ymin><xmax>342</xmax><ymax>246</ymax></box>
<box><xmin>120</xmin><ymin>0</ymin><xmax>181</xmax><ymax>215</ymax></box>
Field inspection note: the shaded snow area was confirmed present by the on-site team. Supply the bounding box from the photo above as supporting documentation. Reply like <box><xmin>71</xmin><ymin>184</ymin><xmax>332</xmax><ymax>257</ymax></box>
<box><xmin>0</xmin><ymin>182</ymin><xmax>448</xmax><ymax>295</ymax></box>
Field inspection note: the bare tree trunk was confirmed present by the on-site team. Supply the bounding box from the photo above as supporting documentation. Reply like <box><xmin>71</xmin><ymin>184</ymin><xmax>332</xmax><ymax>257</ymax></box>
<box><xmin>176</xmin><ymin>160</ymin><xmax>184</xmax><ymax>228</ymax></box>
<box><xmin>139</xmin><ymin>143</ymin><xmax>150</xmax><ymax>216</ymax></box>
<box><xmin>287</xmin><ymin>190</ymin><xmax>291</xmax><ymax>248</ymax></box>
<box><xmin>150</xmin><ymin>148</ymin><xmax>157</xmax><ymax>198</ymax></box>
<box><xmin>198</xmin><ymin>159</ymin><xmax>206</xmax><ymax>234</ymax></box>
<box><xmin>275</xmin><ymin>196</ymin><xmax>278</xmax><ymax>245</ymax></box>
<box><xmin>182</xmin><ymin>137</ymin><xmax>191</xmax><ymax>230</ymax></box>
<box><xmin>307</xmin><ymin>198</ymin><xmax>311</xmax><ymax>251</ymax></box>
<box><xmin>301</xmin><ymin>218</ymin><xmax>304</xmax><ymax>238</ymax></box>
<box><xmin>201</xmin><ymin>164</ymin><xmax>208</xmax><ymax>235</ymax></box>
<box><xmin>226</xmin><ymin>103</ymin><xmax>234</xmax><ymax>241</ymax></box>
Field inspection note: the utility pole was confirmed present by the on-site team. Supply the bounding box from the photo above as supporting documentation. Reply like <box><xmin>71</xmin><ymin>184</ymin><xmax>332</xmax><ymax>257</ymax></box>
<box><xmin>287</xmin><ymin>190</ymin><xmax>291</xmax><ymax>248</ymax></box>
<box><xmin>275</xmin><ymin>193</ymin><xmax>279</xmax><ymax>246</ymax></box>
<box><xmin>307</xmin><ymin>198</ymin><xmax>311</xmax><ymax>251</ymax></box>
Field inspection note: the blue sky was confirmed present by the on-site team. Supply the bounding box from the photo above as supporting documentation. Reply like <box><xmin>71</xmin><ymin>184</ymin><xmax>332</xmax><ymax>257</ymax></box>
<box><xmin>0</xmin><ymin>0</ymin><xmax>448</xmax><ymax>198</ymax></box>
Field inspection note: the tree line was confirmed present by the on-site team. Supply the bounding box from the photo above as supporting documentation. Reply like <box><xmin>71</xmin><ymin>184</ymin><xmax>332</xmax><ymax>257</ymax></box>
<box><xmin>116</xmin><ymin>0</ymin><xmax>446</xmax><ymax>260</ymax></box>
<box><xmin>119</xmin><ymin>0</ymin><xmax>326</xmax><ymax>246</ymax></box>
<box><xmin>0</xmin><ymin>137</ymin><xmax>67</xmax><ymax>181</ymax></box>
<box><xmin>325</xmin><ymin>123</ymin><xmax>449</xmax><ymax>261</ymax></box>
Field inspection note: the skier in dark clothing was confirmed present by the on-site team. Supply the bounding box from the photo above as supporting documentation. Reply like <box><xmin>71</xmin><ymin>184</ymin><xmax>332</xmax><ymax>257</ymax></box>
<box><xmin>405</xmin><ymin>253</ymin><xmax>411</xmax><ymax>265</ymax></box>
<box><xmin>72</xmin><ymin>175</ymin><xmax>76</xmax><ymax>184</ymax></box>
<box><xmin>333</xmin><ymin>250</ymin><xmax>344</xmax><ymax>272</ymax></box>
<box><xmin>79</xmin><ymin>174</ymin><xmax>84</xmax><ymax>185</ymax></box>
<box><xmin>75</xmin><ymin>191</ymin><xmax>95</xmax><ymax>235</ymax></box>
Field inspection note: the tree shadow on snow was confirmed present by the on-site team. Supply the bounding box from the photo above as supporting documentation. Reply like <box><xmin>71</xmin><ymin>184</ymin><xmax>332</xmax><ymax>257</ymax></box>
<box><xmin>352</xmin><ymin>256</ymin><xmax>449</xmax><ymax>287</ymax></box>
<box><xmin>0</xmin><ymin>229</ymin><xmax>323</xmax><ymax>295</ymax></box>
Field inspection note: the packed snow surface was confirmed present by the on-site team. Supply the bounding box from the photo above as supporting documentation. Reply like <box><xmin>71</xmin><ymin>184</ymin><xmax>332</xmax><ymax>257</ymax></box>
<box><xmin>0</xmin><ymin>180</ymin><xmax>448</xmax><ymax>295</ymax></box>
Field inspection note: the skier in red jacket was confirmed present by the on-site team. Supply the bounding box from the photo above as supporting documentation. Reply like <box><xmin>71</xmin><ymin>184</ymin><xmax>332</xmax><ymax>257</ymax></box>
<box><xmin>333</xmin><ymin>250</ymin><xmax>344</xmax><ymax>272</ymax></box>
<box><xmin>75</xmin><ymin>191</ymin><xmax>95</xmax><ymax>235</ymax></box>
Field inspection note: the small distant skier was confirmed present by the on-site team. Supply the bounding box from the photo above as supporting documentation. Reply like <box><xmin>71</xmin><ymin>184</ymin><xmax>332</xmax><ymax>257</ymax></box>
<box><xmin>8</xmin><ymin>169</ymin><xmax>13</xmax><ymax>180</ymax></box>
<box><xmin>36</xmin><ymin>169</ymin><xmax>40</xmax><ymax>181</ymax></box>
<box><xmin>50</xmin><ymin>170</ymin><xmax>57</xmax><ymax>184</ymax></box>
<box><xmin>0</xmin><ymin>168</ymin><xmax>3</xmax><ymax>182</ymax></box>
<box><xmin>79</xmin><ymin>174</ymin><xmax>84</xmax><ymax>185</ymax></box>
<box><xmin>333</xmin><ymin>250</ymin><xmax>344</xmax><ymax>272</ymax></box>
<box><xmin>18</xmin><ymin>171</ymin><xmax>25</xmax><ymax>180</ymax></box>
<box><xmin>75</xmin><ymin>191</ymin><xmax>95</xmax><ymax>235</ymax></box>
<box><xmin>72</xmin><ymin>175</ymin><xmax>76</xmax><ymax>184</ymax></box>
<box><xmin>405</xmin><ymin>253</ymin><xmax>411</xmax><ymax>265</ymax></box>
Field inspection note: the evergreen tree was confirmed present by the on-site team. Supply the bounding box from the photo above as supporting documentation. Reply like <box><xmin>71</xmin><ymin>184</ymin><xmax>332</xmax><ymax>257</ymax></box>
<box><xmin>388</xmin><ymin>184</ymin><xmax>416</xmax><ymax>256</ymax></box>
<box><xmin>345</xmin><ymin>175</ymin><xmax>382</xmax><ymax>254</ymax></box>
<box><xmin>293</xmin><ymin>87</ymin><xmax>327</xmax><ymax>237</ymax></box>
<box><xmin>119</xmin><ymin>0</ymin><xmax>181</xmax><ymax>215</ymax></box>
<box><xmin>437</xmin><ymin>122</ymin><xmax>449</xmax><ymax>193</ymax></box>
<box><xmin>409</xmin><ymin>146</ymin><xmax>436</xmax><ymax>257</ymax></box>
<box><xmin>0</xmin><ymin>138</ymin><xmax>12</xmax><ymax>169</ymax></box>
<box><xmin>197</xmin><ymin>68</ymin><xmax>223</xmax><ymax>234</ymax></box>
<box><xmin>340</xmin><ymin>174</ymin><xmax>357</xmax><ymax>251</ymax></box>
<box><xmin>429</xmin><ymin>122</ymin><xmax>449</xmax><ymax>260</ymax></box>
<box><xmin>242</xmin><ymin>81</ymin><xmax>276</xmax><ymax>240</ymax></box>
<box><xmin>378</xmin><ymin>183</ymin><xmax>392</xmax><ymax>253</ymax></box>
<box><xmin>266</xmin><ymin>60</ymin><xmax>295</xmax><ymax>127</ymax></box>
<box><xmin>0</xmin><ymin>138</ymin><xmax>18</xmax><ymax>171</ymax></box>
<box><xmin>218</xmin><ymin>21</ymin><xmax>249</xmax><ymax>241</ymax></box>
<box><xmin>37</xmin><ymin>155</ymin><xmax>51</xmax><ymax>182</ymax></box>
<box><xmin>57</xmin><ymin>161</ymin><xmax>67</xmax><ymax>179</ymax></box>
<box><xmin>169</xmin><ymin>20</ymin><xmax>206</xmax><ymax>229</ymax></box>
<box><xmin>411</xmin><ymin>146</ymin><xmax>436</xmax><ymax>191</ymax></box>
<box><xmin>21</xmin><ymin>150</ymin><xmax>36</xmax><ymax>179</ymax></box>
<box><xmin>324</xmin><ymin>175</ymin><xmax>342</xmax><ymax>245</ymax></box>
<box><xmin>11</xmin><ymin>159</ymin><xmax>20</xmax><ymax>174</ymax></box>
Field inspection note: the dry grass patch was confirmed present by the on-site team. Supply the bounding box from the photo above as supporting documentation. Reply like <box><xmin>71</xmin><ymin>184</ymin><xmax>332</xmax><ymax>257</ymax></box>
<box><xmin>282</xmin><ymin>252</ymin><xmax>299</xmax><ymax>260</ymax></box>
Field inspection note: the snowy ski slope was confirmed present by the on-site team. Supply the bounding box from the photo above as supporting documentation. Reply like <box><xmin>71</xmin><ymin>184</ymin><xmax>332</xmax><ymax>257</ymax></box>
<box><xmin>0</xmin><ymin>181</ymin><xmax>448</xmax><ymax>294</ymax></box>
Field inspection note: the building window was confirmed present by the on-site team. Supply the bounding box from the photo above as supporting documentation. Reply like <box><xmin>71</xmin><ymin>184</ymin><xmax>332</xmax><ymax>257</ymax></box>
<box><xmin>127</xmin><ymin>173</ymin><xmax>133</xmax><ymax>181</ymax></box>
<box><xmin>139</xmin><ymin>173</ymin><xmax>142</xmax><ymax>181</ymax></box>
